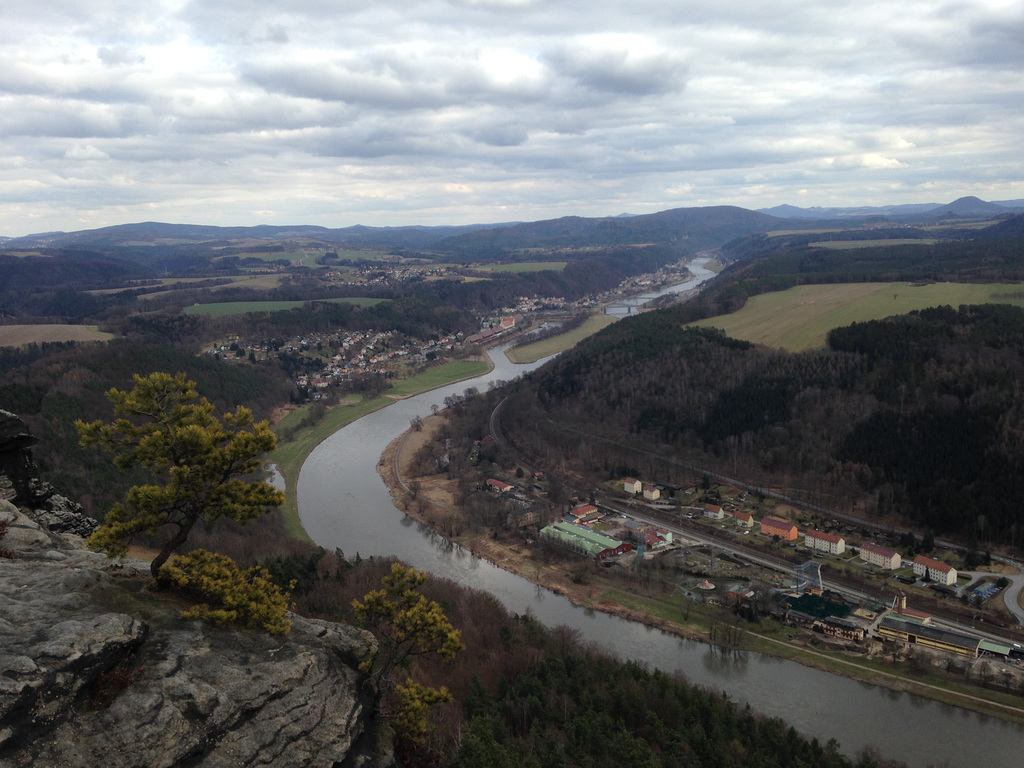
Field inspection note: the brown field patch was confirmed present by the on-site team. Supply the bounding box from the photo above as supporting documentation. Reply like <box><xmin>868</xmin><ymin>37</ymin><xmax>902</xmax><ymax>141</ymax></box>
<box><xmin>0</xmin><ymin>324</ymin><xmax>113</xmax><ymax>346</ymax></box>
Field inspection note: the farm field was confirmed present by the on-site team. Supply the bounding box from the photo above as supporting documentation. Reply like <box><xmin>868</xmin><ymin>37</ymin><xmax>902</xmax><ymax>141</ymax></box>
<box><xmin>212</xmin><ymin>249</ymin><xmax>321</xmax><ymax>267</ymax></box>
<box><xmin>506</xmin><ymin>313</ymin><xmax>618</xmax><ymax>363</ymax></box>
<box><xmin>476</xmin><ymin>261</ymin><xmax>568</xmax><ymax>273</ymax></box>
<box><xmin>87</xmin><ymin>274</ymin><xmax>289</xmax><ymax>296</ymax></box>
<box><xmin>810</xmin><ymin>238</ymin><xmax>939</xmax><ymax>249</ymax></box>
<box><xmin>689</xmin><ymin>282</ymin><xmax>1024</xmax><ymax>352</ymax></box>
<box><xmin>0</xmin><ymin>324</ymin><xmax>113</xmax><ymax>346</ymax></box>
<box><xmin>182</xmin><ymin>296</ymin><xmax>387</xmax><ymax>317</ymax></box>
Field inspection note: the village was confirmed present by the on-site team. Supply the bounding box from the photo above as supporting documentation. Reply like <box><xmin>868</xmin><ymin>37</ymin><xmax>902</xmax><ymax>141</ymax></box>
<box><xmin>478</xmin><ymin>469</ymin><xmax>1024</xmax><ymax>683</ymax></box>
<box><xmin>198</xmin><ymin>254</ymin><xmax>702</xmax><ymax>400</ymax></box>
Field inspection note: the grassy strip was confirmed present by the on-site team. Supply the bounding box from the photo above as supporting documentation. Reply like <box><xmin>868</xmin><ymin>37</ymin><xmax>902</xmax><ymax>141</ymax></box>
<box><xmin>506</xmin><ymin>314</ymin><xmax>618</xmax><ymax>363</ymax></box>
<box><xmin>810</xmin><ymin>238</ymin><xmax>939</xmax><ymax>249</ymax></box>
<box><xmin>386</xmin><ymin>360</ymin><xmax>489</xmax><ymax>397</ymax></box>
<box><xmin>477</xmin><ymin>261</ymin><xmax>568</xmax><ymax>274</ymax></box>
<box><xmin>269</xmin><ymin>358</ymin><xmax>491</xmax><ymax>540</ymax></box>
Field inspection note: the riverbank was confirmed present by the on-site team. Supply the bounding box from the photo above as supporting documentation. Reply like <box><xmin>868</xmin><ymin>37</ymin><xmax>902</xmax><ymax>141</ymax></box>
<box><xmin>377</xmin><ymin>415</ymin><xmax>1024</xmax><ymax>725</ymax></box>
<box><xmin>268</xmin><ymin>356</ymin><xmax>492</xmax><ymax>540</ymax></box>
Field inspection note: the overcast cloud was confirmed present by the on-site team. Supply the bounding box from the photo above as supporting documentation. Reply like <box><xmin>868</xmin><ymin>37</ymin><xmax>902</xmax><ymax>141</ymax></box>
<box><xmin>2</xmin><ymin>0</ymin><xmax>1022</xmax><ymax>236</ymax></box>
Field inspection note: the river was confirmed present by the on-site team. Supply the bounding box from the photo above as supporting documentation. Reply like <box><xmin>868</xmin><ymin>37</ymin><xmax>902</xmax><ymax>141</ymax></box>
<box><xmin>296</xmin><ymin>306</ymin><xmax>1024</xmax><ymax>768</ymax></box>
<box><xmin>604</xmin><ymin>254</ymin><xmax>717</xmax><ymax>317</ymax></box>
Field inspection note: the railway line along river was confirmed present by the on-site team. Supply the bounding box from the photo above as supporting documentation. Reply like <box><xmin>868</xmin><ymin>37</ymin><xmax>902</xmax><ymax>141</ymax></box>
<box><xmin>296</xmin><ymin>341</ymin><xmax>1023</xmax><ymax>768</ymax></box>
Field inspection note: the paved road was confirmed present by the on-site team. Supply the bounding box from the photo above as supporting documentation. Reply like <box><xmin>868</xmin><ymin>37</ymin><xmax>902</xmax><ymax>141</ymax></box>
<box><xmin>962</xmin><ymin>566</ymin><xmax>1024</xmax><ymax>627</ymax></box>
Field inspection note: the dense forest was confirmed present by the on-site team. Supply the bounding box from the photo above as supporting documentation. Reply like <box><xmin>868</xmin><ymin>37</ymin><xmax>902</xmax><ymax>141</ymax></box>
<box><xmin>499</xmin><ymin>302</ymin><xmax>1024</xmax><ymax>548</ymax></box>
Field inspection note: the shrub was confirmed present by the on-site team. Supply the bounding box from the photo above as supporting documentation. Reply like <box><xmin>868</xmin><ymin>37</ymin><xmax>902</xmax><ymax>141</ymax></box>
<box><xmin>159</xmin><ymin>549</ymin><xmax>293</xmax><ymax>634</ymax></box>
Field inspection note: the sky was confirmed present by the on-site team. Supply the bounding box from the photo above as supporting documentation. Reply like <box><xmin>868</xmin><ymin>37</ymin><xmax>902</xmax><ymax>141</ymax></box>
<box><xmin>2</xmin><ymin>0</ymin><xmax>1023</xmax><ymax>237</ymax></box>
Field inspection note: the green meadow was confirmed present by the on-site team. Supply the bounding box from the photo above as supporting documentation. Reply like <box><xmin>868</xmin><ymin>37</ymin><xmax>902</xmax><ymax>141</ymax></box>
<box><xmin>689</xmin><ymin>282</ymin><xmax>1024</xmax><ymax>352</ymax></box>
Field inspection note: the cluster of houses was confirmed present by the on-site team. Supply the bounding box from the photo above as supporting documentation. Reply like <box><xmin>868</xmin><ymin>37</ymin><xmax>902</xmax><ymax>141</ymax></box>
<box><xmin>208</xmin><ymin>328</ymin><xmax>466</xmax><ymax>392</ymax></box>
<box><xmin>623</xmin><ymin>477</ymin><xmax>670</xmax><ymax>502</ymax></box>
<box><xmin>623</xmin><ymin>478</ymin><xmax>961</xmax><ymax>586</ymax></box>
<box><xmin>756</xmin><ymin>516</ymin><xmax>959</xmax><ymax>585</ymax></box>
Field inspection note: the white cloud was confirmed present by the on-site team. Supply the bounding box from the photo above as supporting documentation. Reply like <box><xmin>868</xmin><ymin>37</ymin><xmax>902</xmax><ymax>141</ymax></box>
<box><xmin>0</xmin><ymin>0</ymin><xmax>1021</xmax><ymax>235</ymax></box>
<box><xmin>64</xmin><ymin>144</ymin><xmax>110</xmax><ymax>160</ymax></box>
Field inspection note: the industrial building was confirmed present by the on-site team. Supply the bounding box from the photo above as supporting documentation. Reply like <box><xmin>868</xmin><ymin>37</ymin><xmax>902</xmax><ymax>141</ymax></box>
<box><xmin>540</xmin><ymin>521</ymin><xmax>631</xmax><ymax>560</ymax></box>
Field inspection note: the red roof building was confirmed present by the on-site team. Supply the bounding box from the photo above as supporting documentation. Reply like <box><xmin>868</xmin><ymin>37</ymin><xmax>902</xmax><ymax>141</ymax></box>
<box><xmin>804</xmin><ymin>529</ymin><xmax>845</xmax><ymax>555</ymax></box>
<box><xmin>859</xmin><ymin>543</ymin><xmax>901</xmax><ymax>570</ymax></box>
<box><xmin>760</xmin><ymin>517</ymin><xmax>798</xmax><ymax>541</ymax></box>
<box><xmin>912</xmin><ymin>555</ymin><xmax>958</xmax><ymax>586</ymax></box>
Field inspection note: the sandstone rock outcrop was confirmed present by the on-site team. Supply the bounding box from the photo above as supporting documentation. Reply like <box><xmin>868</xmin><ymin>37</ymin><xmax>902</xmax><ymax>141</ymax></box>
<box><xmin>0</xmin><ymin>408</ymin><xmax>97</xmax><ymax>538</ymax></box>
<box><xmin>0</xmin><ymin>413</ymin><xmax>385</xmax><ymax>767</ymax></box>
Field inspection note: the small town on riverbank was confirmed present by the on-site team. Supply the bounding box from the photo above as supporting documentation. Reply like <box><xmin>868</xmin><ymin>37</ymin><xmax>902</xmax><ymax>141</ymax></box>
<box><xmin>199</xmin><ymin>257</ymin><xmax>702</xmax><ymax>403</ymax></box>
<box><xmin>379</xmin><ymin>366</ymin><xmax>1024</xmax><ymax>725</ymax></box>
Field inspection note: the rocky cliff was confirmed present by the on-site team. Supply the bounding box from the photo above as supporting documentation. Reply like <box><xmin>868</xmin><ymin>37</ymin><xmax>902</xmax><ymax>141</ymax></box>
<box><xmin>0</xmin><ymin>411</ymin><xmax>385</xmax><ymax>767</ymax></box>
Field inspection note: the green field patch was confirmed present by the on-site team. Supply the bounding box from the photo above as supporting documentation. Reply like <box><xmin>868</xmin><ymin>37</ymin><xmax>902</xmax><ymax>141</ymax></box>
<box><xmin>476</xmin><ymin>261</ymin><xmax>568</xmax><ymax>274</ymax></box>
<box><xmin>690</xmin><ymin>282</ymin><xmax>1024</xmax><ymax>352</ymax></box>
<box><xmin>810</xmin><ymin>238</ymin><xmax>939</xmax><ymax>249</ymax></box>
<box><xmin>506</xmin><ymin>314</ymin><xmax>618</xmax><ymax>363</ymax></box>
<box><xmin>183</xmin><ymin>297</ymin><xmax>387</xmax><ymax>318</ymax></box>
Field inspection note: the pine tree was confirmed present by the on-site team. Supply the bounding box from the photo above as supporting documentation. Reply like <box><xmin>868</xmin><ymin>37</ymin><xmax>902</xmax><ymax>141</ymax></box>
<box><xmin>77</xmin><ymin>372</ymin><xmax>284</xmax><ymax>578</ymax></box>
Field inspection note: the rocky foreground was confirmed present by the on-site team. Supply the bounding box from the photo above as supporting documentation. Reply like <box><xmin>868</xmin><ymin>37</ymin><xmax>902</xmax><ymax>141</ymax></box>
<box><xmin>0</xmin><ymin>409</ymin><xmax>387</xmax><ymax>768</ymax></box>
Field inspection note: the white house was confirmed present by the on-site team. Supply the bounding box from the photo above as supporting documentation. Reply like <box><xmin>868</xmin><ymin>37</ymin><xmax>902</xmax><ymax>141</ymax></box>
<box><xmin>804</xmin><ymin>529</ymin><xmax>845</xmax><ymax>555</ymax></box>
<box><xmin>703</xmin><ymin>503</ymin><xmax>725</xmax><ymax>520</ymax></box>
<box><xmin>860</xmin><ymin>543</ymin><xmax>901</xmax><ymax>570</ymax></box>
<box><xmin>913</xmin><ymin>555</ymin><xmax>958</xmax><ymax>586</ymax></box>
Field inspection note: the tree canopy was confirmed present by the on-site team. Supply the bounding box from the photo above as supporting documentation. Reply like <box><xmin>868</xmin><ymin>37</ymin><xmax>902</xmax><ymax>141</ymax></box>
<box><xmin>352</xmin><ymin>562</ymin><xmax>465</xmax><ymax>684</ymax></box>
<box><xmin>77</xmin><ymin>371</ymin><xmax>284</xmax><ymax>577</ymax></box>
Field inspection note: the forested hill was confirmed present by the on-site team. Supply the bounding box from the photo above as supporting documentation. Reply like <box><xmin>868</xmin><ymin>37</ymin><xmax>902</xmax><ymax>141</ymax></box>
<box><xmin>504</xmin><ymin>303</ymin><xmax>1024</xmax><ymax>547</ymax></box>
<box><xmin>430</xmin><ymin>205</ymin><xmax>781</xmax><ymax>256</ymax></box>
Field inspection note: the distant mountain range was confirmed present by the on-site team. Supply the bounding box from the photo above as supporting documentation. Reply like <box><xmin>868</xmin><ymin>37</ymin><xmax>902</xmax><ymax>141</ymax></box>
<box><xmin>756</xmin><ymin>195</ymin><xmax>1024</xmax><ymax>219</ymax></box>
<box><xmin>3</xmin><ymin>197</ymin><xmax>1022</xmax><ymax>250</ymax></box>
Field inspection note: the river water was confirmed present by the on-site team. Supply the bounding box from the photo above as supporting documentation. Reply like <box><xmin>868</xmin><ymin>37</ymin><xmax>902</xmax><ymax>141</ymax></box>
<box><xmin>296</xmin><ymin>305</ymin><xmax>1024</xmax><ymax>768</ymax></box>
<box><xmin>604</xmin><ymin>255</ymin><xmax>717</xmax><ymax>317</ymax></box>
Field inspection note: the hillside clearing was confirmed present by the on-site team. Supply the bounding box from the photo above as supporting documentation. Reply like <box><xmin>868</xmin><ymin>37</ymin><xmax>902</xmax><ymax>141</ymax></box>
<box><xmin>182</xmin><ymin>297</ymin><xmax>387</xmax><ymax>317</ymax></box>
<box><xmin>689</xmin><ymin>282</ymin><xmax>1024</xmax><ymax>352</ymax></box>
<box><xmin>476</xmin><ymin>261</ymin><xmax>568</xmax><ymax>274</ymax></box>
<box><xmin>0</xmin><ymin>324</ymin><xmax>113</xmax><ymax>346</ymax></box>
<box><xmin>810</xmin><ymin>238</ymin><xmax>939</xmax><ymax>249</ymax></box>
